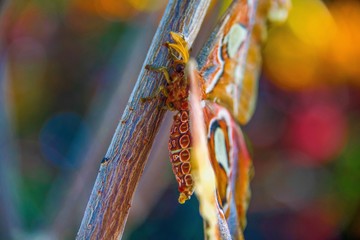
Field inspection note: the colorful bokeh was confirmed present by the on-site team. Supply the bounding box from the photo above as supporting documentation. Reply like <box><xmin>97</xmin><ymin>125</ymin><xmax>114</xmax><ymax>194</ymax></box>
<box><xmin>0</xmin><ymin>0</ymin><xmax>359</xmax><ymax>239</ymax></box>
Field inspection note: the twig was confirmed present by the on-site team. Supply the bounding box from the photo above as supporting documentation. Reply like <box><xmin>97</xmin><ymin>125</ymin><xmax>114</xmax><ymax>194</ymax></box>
<box><xmin>76</xmin><ymin>0</ymin><xmax>210</xmax><ymax>239</ymax></box>
<box><xmin>125</xmin><ymin>114</ymin><xmax>173</xmax><ymax>229</ymax></box>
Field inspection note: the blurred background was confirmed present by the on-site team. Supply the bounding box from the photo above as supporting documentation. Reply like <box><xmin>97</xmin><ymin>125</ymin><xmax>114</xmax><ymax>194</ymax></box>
<box><xmin>0</xmin><ymin>0</ymin><xmax>359</xmax><ymax>239</ymax></box>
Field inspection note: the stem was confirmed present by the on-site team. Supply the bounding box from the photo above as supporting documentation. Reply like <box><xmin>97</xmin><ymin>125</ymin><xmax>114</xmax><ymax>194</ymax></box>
<box><xmin>76</xmin><ymin>0</ymin><xmax>210</xmax><ymax>239</ymax></box>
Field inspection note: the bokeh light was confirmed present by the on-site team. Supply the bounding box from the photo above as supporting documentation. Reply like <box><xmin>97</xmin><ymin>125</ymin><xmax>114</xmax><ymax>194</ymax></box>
<box><xmin>264</xmin><ymin>0</ymin><xmax>360</xmax><ymax>90</ymax></box>
<box><xmin>0</xmin><ymin>0</ymin><xmax>360</xmax><ymax>239</ymax></box>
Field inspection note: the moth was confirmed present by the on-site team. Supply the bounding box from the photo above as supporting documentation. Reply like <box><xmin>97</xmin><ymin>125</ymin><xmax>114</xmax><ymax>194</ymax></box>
<box><xmin>144</xmin><ymin>0</ymin><xmax>290</xmax><ymax>238</ymax></box>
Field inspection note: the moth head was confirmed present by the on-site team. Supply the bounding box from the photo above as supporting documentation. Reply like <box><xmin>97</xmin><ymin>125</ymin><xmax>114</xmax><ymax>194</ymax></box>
<box><xmin>167</xmin><ymin>31</ymin><xmax>190</xmax><ymax>65</ymax></box>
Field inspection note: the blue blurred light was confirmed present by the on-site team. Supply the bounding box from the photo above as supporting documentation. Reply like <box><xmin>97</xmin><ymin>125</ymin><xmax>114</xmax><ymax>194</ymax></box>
<box><xmin>39</xmin><ymin>112</ymin><xmax>86</xmax><ymax>169</ymax></box>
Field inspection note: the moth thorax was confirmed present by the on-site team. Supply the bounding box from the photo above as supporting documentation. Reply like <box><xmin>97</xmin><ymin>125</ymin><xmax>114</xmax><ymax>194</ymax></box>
<box><xmin>168</xmin><ymin>110</ymin><xmax>194</xmax><ymax>203</ymax></box>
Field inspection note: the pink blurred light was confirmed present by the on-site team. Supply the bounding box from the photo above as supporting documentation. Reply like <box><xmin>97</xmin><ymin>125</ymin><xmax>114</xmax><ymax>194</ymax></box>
<box><xmin>286</xmin><ymin>101</ymin><xmax>347</xmax><ymax>165</ymax></box>
<box><xmin>286</xmin><ymin>204</ymin><xmax>340</xmax><ymax>240</ymax></box>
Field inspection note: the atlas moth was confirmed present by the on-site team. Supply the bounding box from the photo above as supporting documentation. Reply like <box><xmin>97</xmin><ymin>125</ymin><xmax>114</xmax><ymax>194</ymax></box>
<box><xmin>144</xmin><ymin>0</ymin><xmax>290</xmax><ymax>239</ymax></box>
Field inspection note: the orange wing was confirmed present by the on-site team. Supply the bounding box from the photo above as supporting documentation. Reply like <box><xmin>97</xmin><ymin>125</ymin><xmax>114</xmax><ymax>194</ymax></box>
<box><xmin>188</xmin><ymin>59</ymin><xmax>253</xmax><ymax>240</ymax></box>
<box><xmin>197</xmin><ymin>0</ymin><xmax>290</xmax><ymax>125</ymax></box>
<box><xmin>202</xmin><ymin>100</ymin><xmax>253</xmax><ymax>239</ymax></box>
<box><xmin>197</xmin><ymin>0</ymin><xmax>258</xmax><ymax>125</ymax></box>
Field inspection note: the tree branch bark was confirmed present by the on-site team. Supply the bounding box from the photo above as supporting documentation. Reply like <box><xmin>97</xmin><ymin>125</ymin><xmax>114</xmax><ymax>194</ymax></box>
<box><xmin>76</xmin><ymin>0</ymin><xmax>210</xmax><ymax>239</ymax></box>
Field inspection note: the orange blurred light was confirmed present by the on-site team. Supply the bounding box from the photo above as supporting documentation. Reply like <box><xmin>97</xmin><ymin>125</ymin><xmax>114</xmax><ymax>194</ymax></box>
<box><xmin>328</xmin><ymin>0</ymin><xmax>360</xmax><ymax>84</ymax></box>
<box><xmin>126</xmin><ymin>0</ymin><xmax>164</xmax><ymax>12</ymax></box>
<box><xmin>72</xmin><ymin>0</ymin><xmax>141</xmax><ymax>20</ymax></box>
<box><xmin>95</xmin><ymin>0</ymin><xmax>137</xmax><ymax>20</ymax></box>
<box><xmin>263</xmin><ymin>0</ymin><xmax>334</xmax><ymax>90</ymax></box>
<box><xmin>264</xmin><ymin>27</ymin><xmax>320</xmax><ymax>90</ymax></box>
<box><xmin>263</xmin><ymin>0</ymin><xmax>360</xmax><ymax>90</ymax></box>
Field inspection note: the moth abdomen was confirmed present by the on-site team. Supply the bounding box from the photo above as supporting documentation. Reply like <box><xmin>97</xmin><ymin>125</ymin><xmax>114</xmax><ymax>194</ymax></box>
<box><xmin>169</xmin><ymin>110</ymin><xmax>194</xmax><ymax>203</ymax></box>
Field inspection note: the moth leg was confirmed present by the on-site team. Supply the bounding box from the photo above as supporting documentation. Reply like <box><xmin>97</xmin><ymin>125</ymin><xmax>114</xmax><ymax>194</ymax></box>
<box><xmin>167</xmin><ymin>46</ymin><xmax>179</xmax><ymax>61</ymax></box>
<box><xmin>145</xmin><ymin>65</ymin><xmax>172</xmax><ymax>84</ymax></box>
<box><xmin>164</xmin><ymin>102</ymin><xmax>175</xmax><ymax>111</ymax></box>
<box><xmin>158</xmin><ymin>85</ymin><xmax>169</xmax><ymax>97</ymax></box>
<box><xmin>141</xmin><ymin>85</ymin><xmax>168</xmax><ymax>103</ymax></box>
<box><xmin>165</xmin><ymin>43</ymin><xmax>182</xmax><ymax>62</ymax></box>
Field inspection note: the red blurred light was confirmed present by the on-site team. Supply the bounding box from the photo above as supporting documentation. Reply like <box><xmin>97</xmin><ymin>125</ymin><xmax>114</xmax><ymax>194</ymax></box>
<box><xmin>286</xmin><ymin>101</ymin><xmax>347</xmax><ymax>165</ymax></box>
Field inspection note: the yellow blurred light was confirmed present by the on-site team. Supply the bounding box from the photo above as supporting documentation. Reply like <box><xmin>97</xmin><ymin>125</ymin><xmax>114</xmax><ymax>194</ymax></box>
<box><xmin>126</xmin><ymin>0</ymin><xmax>164</xmax><ymax>12</ymax></box>
<box><xmin>263</xmin><ymin>0</ymin><xmax>360</xmax><ymax>90</ymax></box>
<box><xmin>287</xmin><ymin>0</ymin><xmax>336</xmax><ymax>52</ymax></box>
<box><xmin>263</xmin><ymin>27</ymin><xmax>320</xmax><ymax>90</ymax></box>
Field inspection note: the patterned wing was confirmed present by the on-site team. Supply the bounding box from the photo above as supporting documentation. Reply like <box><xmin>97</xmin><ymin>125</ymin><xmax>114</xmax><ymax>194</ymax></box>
<box><xmin>185</xmin><ymin>0</ymin><xmax>290</xmax><ymax>238</ymax></box>
<box><xmin>197</xmin><ymin>0</ymin><xmax>290</xmax><ymax>125</ymax></box>
<box><xmin>188</xmin><ymin>60</ymin><xmax>231</xmax><ymax>240</ymax></box>
<box><xmin>202</xmin><ymin>100</ymin><xmax>253</xmax><ymax>239</ymax></box>
<box><xmin>197</xmin><ymin>0</ymin><xmax>258</xmax><ymax>125</ymax></box>
<box><xmin>188</xmin><ymin>60</ymin><xmax>252</xmax><ymax>240</ymax></box>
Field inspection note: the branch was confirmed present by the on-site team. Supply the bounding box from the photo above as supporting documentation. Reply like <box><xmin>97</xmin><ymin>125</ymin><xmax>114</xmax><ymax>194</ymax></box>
<box><xmin>76</xmin><ymin>0</ymin><xmax>210</xmax><ymax>239</ymax></box>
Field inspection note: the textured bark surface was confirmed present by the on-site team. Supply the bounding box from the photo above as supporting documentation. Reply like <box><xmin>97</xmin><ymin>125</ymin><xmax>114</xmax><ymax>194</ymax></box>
<box><xmin>76</xmin><ymin>0</ymin><xmax>210</xmax><ymax>239</ymax></box>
